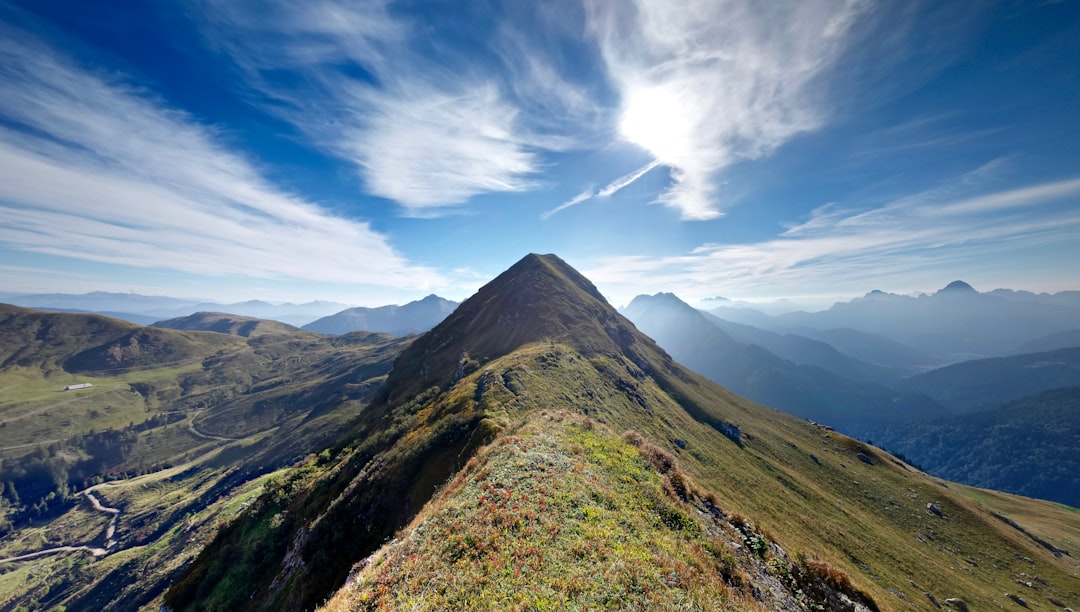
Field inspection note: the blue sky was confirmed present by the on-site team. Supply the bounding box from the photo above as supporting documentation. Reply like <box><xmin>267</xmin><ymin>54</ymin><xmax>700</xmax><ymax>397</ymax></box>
<box><xmin>1</xmin><ymin>0</ymin><xmax>1079</xmax><ymax>308</ymax></box>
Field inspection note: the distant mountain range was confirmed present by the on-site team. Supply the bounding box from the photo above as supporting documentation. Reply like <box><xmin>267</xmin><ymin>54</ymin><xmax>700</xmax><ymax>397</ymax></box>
<box><xmin>1</xmin><ymin>291</ymin><xmax>460</xmax><ymax>332</ymax></box>
<box><xmin>621</xmin><ymin>289</ymin><xmax>1080</xmax><ymax>507</ymax></box>
<box><xmin>622</xmin><ymin>293</ymin><xmax>943</xmax><ymax>429</ymax></box>
<box><xmin>893</xmin><ymin>347</ymin><xmax>1080</xmax><ymax>413</ymax></box>
<box><xmin>708</xmin><ymin>281</ymin><xmax>1080</xmax><ymax>362</ymax></box>
<box><xmin>1</xmin><ymin>291</ymin><xmax>352</xmax><ymax>327</ymax></box>
<box><xmin>301</xmin><ymin>294</ymin><xmax>458</xmax><ymax>336</ymax></box>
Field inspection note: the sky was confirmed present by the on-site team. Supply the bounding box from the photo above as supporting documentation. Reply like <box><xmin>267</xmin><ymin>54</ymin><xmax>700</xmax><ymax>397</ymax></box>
<box><xmin>1</xmin><ymin>0</ymin><xmax>1079</xmax><ymax>309</ymax></box>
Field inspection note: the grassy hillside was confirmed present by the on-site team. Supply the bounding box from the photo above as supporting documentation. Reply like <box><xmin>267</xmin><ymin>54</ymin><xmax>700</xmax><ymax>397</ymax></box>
<box><xmin>0</xmin><ymin>303</ymin><xmax>242</xmax><ymax>376</ymax></box>
<box><xmin>324</xmin><ymin>410</ymin><xmax>875</xmax><ymax>611</ymax></box>
<box><xmin>0</xmin><ymin>308</ymin><xmax>414</xmax><ymax>610</ymax></box>
<box><xmin>153</xmin><ymin>311</ymin><xmax>304</xmax><ymax>337</ymax></box>
<box><xmin>167</xmin><ymin>255</ymin><xmax>1080</xmax><ymax>612</ymax></box>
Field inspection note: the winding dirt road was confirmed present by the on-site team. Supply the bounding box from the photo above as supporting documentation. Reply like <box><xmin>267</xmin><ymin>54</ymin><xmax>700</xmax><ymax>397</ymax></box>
<box><xmin>0</xmin><ymin>488</ymin><xmax>119</xmax><ymax>564</ymax></box>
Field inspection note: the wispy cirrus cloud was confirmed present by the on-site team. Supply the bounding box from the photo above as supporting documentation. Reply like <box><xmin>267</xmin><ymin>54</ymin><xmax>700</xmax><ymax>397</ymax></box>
<box><xmin>0</xmin><ymin>26</ymin><xmax>441</xmax><ymax>288</ymax></box>
<box><xmin>541</xmin><ymin>160</ymin><xmax>661</xmax><ymax>219</ymax></box>
<box><xmin>584</xmin><ymin>174</ymin><xmax>1080</xmax><ymax>303</ymax></box>
<box><xmin>585</xmin><ymin>0</ymin><xmax>872</xmax><ymax>220</ymax></box>
<box><xmin>339</xmin><ymin>83</ymin><xmax>539</xmax><ymax>214</ymax></box>
<box><xmin>197</xmin><ymin>0</ymin><xmax>585</xmax><ymax>215</ymax></box>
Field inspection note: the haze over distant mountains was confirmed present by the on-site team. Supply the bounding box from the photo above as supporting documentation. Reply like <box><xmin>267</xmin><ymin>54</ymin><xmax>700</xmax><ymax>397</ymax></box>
<box><xmin>1</xmin><ymin>291</ymin><xmax>352</xmax><ymax>327</ymax></box>
<box><xmin>707</xmin><ymin>281</ymin><xmax>1080</xmax><ymax>362</ymax></box>
<box><xmin>301</xmin><ymin>294</ymin><xmax>459</xmax><ymax>336</ymax></box>
<box><xmin>621</xmin><ymin>292</ymin><xmax>944</xmax><ymax>430</ymax></box>
<box><xmin>0</xmin><ymin>291</ymin><xmax>462</xmax><ymax>331</ymax></box>
<box><xmin>621</xmin><ymin>287</ymin><xmax>1080</xmax><ymax>507</ymax></box>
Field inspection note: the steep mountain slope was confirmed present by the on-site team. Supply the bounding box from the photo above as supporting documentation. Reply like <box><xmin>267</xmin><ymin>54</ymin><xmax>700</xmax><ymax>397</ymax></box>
<box><xmin>857</xmin><ymin>388</ymin><xmax>1080</xmax><ymax>507</ymax></box>
<box><xmin>167</xmin><ymin>255</ymin><xmax>1080</xmax><ymax>612</ymax></box>
<box><xmin>153</xmin><ymin>311</ymin><xmax>303</xmax><ymax>337</ymax></box>
<box><xmin>324</xmin><ymin>411</ymin><xmax>875</xmax><ymax>611</ymax></box>
<box><xmin>622</xmin><ymin>293</ymin><xmax>941</xmax><ymax>429</ymax></box>
<box><xmin>897</xmin><ymin>347</ymin><xmax>1080</xmax><ymax>413</ymax></box>
<box><xmin>302</xmin><ymin>294</ymin><xmax>457</xmax><ymax>336</ymax></box>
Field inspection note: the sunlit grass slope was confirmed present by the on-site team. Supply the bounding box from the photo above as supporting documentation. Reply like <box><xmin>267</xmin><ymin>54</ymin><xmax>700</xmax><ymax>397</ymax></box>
<box><xmin>323</xmin><ymin>410</ymin><xmax>875</xmax><ymax>611</ymax></box>
<box><xmin>0</xmin><ymin>305</ymin><xmax>415</xmax><ymax>609</ymax></box>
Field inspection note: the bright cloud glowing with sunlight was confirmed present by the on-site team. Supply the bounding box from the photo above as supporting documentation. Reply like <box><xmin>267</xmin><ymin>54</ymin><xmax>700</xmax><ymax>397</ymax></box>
<box><xmin>619</xmin><ymin>85</ymin><xmax>696</xmax><ymax>165</ymax></box>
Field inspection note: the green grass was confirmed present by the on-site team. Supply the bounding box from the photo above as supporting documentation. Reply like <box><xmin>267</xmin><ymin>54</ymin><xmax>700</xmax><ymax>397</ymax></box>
<box><xmin>323</xmin><ymin>410</ymin><xmax>882</xmax><ymax>611</ymax></box>
<box><xmin>0</xmin><ymin>309</ymin><xmax>413</xmax><ymax>611</ymax></box>
<box><xmin>324</xmin><ymin>412</ymin><xmax>748</xmax><ymax>611</ymax></box>
<box><xmin>0</xmin><ymin>363</ymin><xmax>205</xmax><ymax>454</ymax></box>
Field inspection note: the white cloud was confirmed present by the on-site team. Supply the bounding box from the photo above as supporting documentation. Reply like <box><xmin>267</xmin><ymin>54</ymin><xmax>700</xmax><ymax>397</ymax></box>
<box><xmin>542</xmin><ymin>189</ymin><xmax>595</xmax><ymax>221</ymax></box>
<box><xmin>587</xmin><ymin>0</ymin><xmax>871</xmax><ymax>220</ymax></box>
<box><xmin>584</xmin><ymin>176</ymin><xmax>1080</xmax><ymax>303</ymax></box>
<box><xmin>541</xmin><ymin>160</ymin><xmax>661</xmax><ymax>219</ymax></box>
<box><xmin>198</xmin><ymin>1</ymin><xmax>548</xmax><ymax>214</ymax></box>
<box><xmin>0</xmin><ymin>29</ymin><xmax>441</xmax><ymax>289</ymax></box>
<box><xmin>340</xmin><ymin>83</ymin><xmax>538</xmax><ymax>212</ymax></box>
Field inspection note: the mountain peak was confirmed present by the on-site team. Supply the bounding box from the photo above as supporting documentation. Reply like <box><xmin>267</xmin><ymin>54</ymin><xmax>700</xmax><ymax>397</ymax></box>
<box><xmin>625</xmin><ymin>292</ymin><xmax>696</xmax><ymax>315</ymax></box>
<box><xmin>383</xmin><ymin>253</ymin><xmax>641</xmax><ymax>403</ymax></box>
<box><xmin>939</xmin><ymin>280</ymin><xmax>977</xmax><ymax>294</ymax></box>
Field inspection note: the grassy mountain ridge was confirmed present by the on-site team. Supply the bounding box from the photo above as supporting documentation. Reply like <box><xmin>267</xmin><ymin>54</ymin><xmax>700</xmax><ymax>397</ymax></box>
<box><xmin>166</xmin><ymin>255</ymin><xmax>1080</xmax><ymax>611</ymax></box>
<box><xmin>0</xmin><ymin>303</ymin><xmax>243</xmax><ymax>376</ymax></box>
<box><xmin>323</xmin><ymin>410</ymin><xmax>876</xmax><ymax>611</ymax></box>
<box><xmin>153</xmin><ymin>311</ymin><xmax>304</xmax><ymax>337</ymax></box>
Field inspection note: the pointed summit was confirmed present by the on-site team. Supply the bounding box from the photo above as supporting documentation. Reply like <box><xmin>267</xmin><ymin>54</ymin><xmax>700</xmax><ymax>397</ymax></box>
<box><xmin>938</xmin><ymin>280</ymin><xmax>977</xmax><ymax>294</ymax></box>
<box><xmin>384</xmin><ymin>254</ymin><xmax>649</xmax><ymax>403</ymax></box>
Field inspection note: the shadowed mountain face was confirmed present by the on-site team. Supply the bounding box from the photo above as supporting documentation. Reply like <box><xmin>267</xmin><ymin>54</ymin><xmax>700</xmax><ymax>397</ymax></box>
<box><xmin>621</xmin><ymin>293</ymin><xmax>942</xmax><ymax>429</ymax></box>
<box><xmin>897</xmin><ymin>347</ymin><xmax>1080</xmax><ymax>413</ymax></box>
<box><xmin>165</xmin><ymin>255</ymin><xmax>1080</xmax><ymax>612</ymax></box>
<box><xmin>857</xmin><ymin>387</ymin><xmax>1080</xmax><ymax>508</ymax></box>
<box><xmin>383</xmin><ymin>254</ymin><xmax>647</xmax><ymax>404</ymax></box>
<box><xmin>302</xmin><ymin>295</ymin><xmax>457</xmax><ymax>336</ymax></box>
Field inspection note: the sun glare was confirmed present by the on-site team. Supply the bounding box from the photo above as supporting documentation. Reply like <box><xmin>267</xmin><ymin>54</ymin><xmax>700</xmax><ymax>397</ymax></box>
<box><xmin>618</xmin><ymin>85</ymin><xmax>693</xmax><ymax>163</ymax></box>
